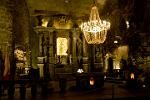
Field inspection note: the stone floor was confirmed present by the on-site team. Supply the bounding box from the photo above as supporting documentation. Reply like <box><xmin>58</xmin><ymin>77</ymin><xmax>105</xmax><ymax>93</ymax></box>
<box><xmin>1</xmin><ymin>81</ymin><xmax>150</xmax><ymax>100</ymax></box>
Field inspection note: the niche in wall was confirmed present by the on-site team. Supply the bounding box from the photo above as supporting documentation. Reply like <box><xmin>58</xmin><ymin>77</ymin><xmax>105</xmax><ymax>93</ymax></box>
<box><xmin>57</xmin><ymin>37</ymin><xmax>68</xmax><ymax>56</ymax></box>
<box><xmin>113</xmin><ymin>45</ymin><xmax>129</xmax><ymax>69</ymax></box>
<box><xmin>56</xmin><ymin>37</ymin><xmax>68</xmax><ymax>64</ymax></box>
<box><xmin>14</xmin><ymin>47</ymin><xmax>30</xmax><ymax>77</ymax></box>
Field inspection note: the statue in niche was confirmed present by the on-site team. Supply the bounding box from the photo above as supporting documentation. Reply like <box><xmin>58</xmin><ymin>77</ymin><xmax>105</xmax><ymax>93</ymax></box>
<box><xmin>95</xmin><ymin>46</ymin><xmax>103</xmax><ymax>63</ymax></box>
<box><xmin>41</xmin><ymin>34</ymin><xmax>45</xmax><ymax>56</ymax></box>
<box><xmin>76</xmin><ymin>39</ymin><xmax>81</xmax><ymax>56</ymax></box>
<box><xmin>76</xmin><ymin>33</ymin><xmax>83</xmax><ymax>57</ymax></box>
<box><xmin>41</xmin><ymin>34</ymin><xmax>50</xmax><ymax>56</ymax></box>
<box><xmin>76</xmin><ymin>33</ymin><xmax>83</xmax><ymax>68</ymax></box>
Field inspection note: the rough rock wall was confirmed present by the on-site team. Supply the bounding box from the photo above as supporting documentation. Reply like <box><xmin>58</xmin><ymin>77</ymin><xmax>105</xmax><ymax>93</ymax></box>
<box><xmin>0</xmin><ymin>0</ymin><xmax>13</xmax><ymax>54</ymax></box>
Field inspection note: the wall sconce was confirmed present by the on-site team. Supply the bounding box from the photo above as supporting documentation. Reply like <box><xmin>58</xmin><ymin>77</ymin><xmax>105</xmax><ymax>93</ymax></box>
<box><xmin>130</xmin><ymin>73</ymin><xmax>134</xmax><ymax>80</ymax></box>
<box><xmin>104</xmin><ymin>75</ymin><xmax>107</xmax><ymax>81</ymax></box>
<box><xmin>114</xmin><ymin>40</ymin><xmax>118</xmax><ymax>44</ymax></box>
<box><xmin>126</xmin><ymin>21</ymin><xmax>129</xmax><ymax>29</ymax></box>
<box><xmin>77</xmin><ymin>68</ymin><xmax>84</xmax><ymax>73</ymax></box>
<box><xmin>89</xmin><ymin>77</ymin><xmax>94</xmax><ymax>86</ymax></box>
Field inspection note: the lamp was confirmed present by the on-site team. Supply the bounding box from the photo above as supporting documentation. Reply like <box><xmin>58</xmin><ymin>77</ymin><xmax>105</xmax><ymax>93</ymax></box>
<box><xmin>89</xmin><ymin>77</ymin><xmax>94</xmax><ymax>85</ymax></box>
<box><xmin>130</xmin><ymin>73</ymin><xmax>134</xmax><ymax>80</ymax></box>
<box><xmin>80</xmin><ymin>5</ymin><xmax>110</xmax><ymax>44</ymax></box>
<box><xmin>80</xmin><ymin>3</ymin><xmax>110</xmax><ymax>73</ymax></box>
<box><xmin>77</xmin><ymin>68</ymin><xmax>84</xmax><ymax>73</ymax></box>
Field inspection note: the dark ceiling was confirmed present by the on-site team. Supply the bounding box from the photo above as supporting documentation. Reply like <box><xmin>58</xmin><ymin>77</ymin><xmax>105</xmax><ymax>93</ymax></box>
<box><xmin>27</xmin><ymin>0</ymin><xmax>104</xmax><ymax>18</ymax></box>
<box><xmin>20</xmin><ymin>0</ymin><xmax>148</xmax><ymax>30</ymax></box>
<box><xmin>23</xmin><ymin>0</ymin><xmax>150</xmax><ymax>54</ymax></box>
<box><xmin>26</xmin><ymin>0</ymin><xmax>150</xmax><ymax>41</ymax></box>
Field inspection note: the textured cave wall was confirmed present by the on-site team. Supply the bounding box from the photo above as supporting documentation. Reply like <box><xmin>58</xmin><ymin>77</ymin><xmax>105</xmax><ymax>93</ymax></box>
<box><xmin>0</xmin><ymin>0</ymin><xmax>16</xmax><ymax>79</ymax></box>
<box><xmin>13</xmin><ymin>0</ymin><xmax>29</xmax><ymax>45</ymax></box>
<box><xmin>0</xmin><ymin>0</ymin><xmax>13</xmax><ymax>53</ymax></box>
<box><xmin>13</xmin><ymin>0</ymin><xmax>31</xmax><ymax>67</ymax></box>
<box><xmin>0</xmin><ymin>0</ymin><xmax>39</xmax><ymax>78</ymax></box>
<box><xmin>1</xmin><ymin>0</ymin><xmax>38</xmax><ymax>69</ymax></box>
<box><xmin>13</xmin><ymin>0</ymin><xmax>38</xmax><ymax>68</ymax></box>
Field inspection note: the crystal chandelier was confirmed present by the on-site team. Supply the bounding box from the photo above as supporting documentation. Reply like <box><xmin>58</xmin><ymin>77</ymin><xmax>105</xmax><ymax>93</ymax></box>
<box><xmin>80</xmin><ymin>6</ymin><xmax>110</xmax><ymax>44</ymax></box>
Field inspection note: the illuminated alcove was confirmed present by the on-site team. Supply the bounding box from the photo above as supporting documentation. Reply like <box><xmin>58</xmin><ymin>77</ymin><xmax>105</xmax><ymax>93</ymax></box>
<box><xmin>57</xmin><ymin>37</ymin><xmax>68</xmax><ymax>56</ymax></box>
<box><xmin>104</xmin><ymin>45</ymin><xmax>129</xmax><ymax>71</ymax></box>
<box><xmin>113</xmin><ymin>45</ymin><xmax>129</xmax><ymax>69</ymax></box>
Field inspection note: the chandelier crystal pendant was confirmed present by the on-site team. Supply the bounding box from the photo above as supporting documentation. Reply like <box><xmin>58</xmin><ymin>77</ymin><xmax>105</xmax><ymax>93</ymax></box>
<box><xmin>80</xmin><ymin>6</ymin><xmax>110</xmax><ymax>44</ymax></box>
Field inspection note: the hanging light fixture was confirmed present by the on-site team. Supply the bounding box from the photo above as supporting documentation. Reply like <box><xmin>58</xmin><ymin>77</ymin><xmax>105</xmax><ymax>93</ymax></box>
<box><xmin>80</xmin><ymin>5</ymin><xmax>110</xmax><ymax>44</ymax></box>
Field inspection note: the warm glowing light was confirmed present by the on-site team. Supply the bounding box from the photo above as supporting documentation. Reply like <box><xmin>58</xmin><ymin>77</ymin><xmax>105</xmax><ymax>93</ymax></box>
<box><xmin>14</xmin><ymin>49</ymin><xmax>26</xmax><ymax>61</ymax></box>
<box><xmin>25</xmin><ymin>67</ymin><xmax>30</xmax><ymax>74</ymax></box>
<box><xmin>77</xmin><ymin>68</ymin><xmax>84</xmax><ymax>73</ymax></box>
<box><xmin>130</xmin><ymin>73</ymin><xmax>134</xmax><ymax>79</ymax></box>
<box><xmin>37</xmin><ymin>64</ymin><xmax>44</xmax><ymax>78</ymax></box>
<box><xmin>90</xmin><ymin>77</ymin><xmax>95</xmax><ymax>85</ymax></box>
<box><xmin>113</xmin><ymin>60</ymin><xmax>120</xmax><ymax>69</ymax></box>
<box><xmin>114</xmin><ymin>40</ymin><xmax>118</xmax><ymax>44</ymax></box>
<box><xmin>126</xmin><ymin>21</ymin><xmax>129</xmax><ymax>29</ymax></box>
<box><xmin>80</xmin><ymin>6</ymin><xmax>110</xmax><ymax>44</ymax></box>
<box><xmin>142</xmin><ymin>84</ymin><xmax>146</xmax><ymax>88</ymax></box>
<box><xmin>113</xmin><ymin>45</ymin><xmax>129</xmax><ymax>69</ymax></box>
<box><xmin>57</xmin><ymin>37</ymin><xmax>68</xmax><ymax>55</ymax></box>
<box><xmin>42</xmin><ymin>19</ymin><xmax>49</xmax><ymax>27</ymax></box>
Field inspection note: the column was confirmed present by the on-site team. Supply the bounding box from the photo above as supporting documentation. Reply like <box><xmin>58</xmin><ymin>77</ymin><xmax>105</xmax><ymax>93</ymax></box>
<box><xmin>88</xmin><ymin>44</ymin><xmax>95</xmax><ymax>72</ymax></box>
<box><xmin>72</xmin><ymin>28</ymin><xmax>77</xmax><ymax>64</ymax></box>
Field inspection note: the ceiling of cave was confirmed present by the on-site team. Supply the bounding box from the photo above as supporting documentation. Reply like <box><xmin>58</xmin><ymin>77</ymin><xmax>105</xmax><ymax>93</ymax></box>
<box><xmin>26</xmin><ymin>0</ymin><xmax>134</xmax><ymax>34</ymax></box>
<box><xmin>25</xmin><ymin>0</ymin><xmax>150</xmax><ymax>45</ymax></box>
<box><xmin>9</xmin><ymin>0</ymin><xmax>149</xmax><ymax>52</ymax></box>
<box><xmin>26</xmin><ymin>0</ymin><xmax>133</xmax><ymax>37</ymax></box>
<box><xmin>27</xmin><ymin>0</ymin><xmax>106</xmax><ymax>17</ymax></box>
<box><xmin>25</xmin><ymin>0</ymin><xmax>135</xmax><ymax>46</ymax></box>
<box><xmin>25</xmin><ymin>0</ymin><xmax>150</xmax><ymax>31</ymax></box>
